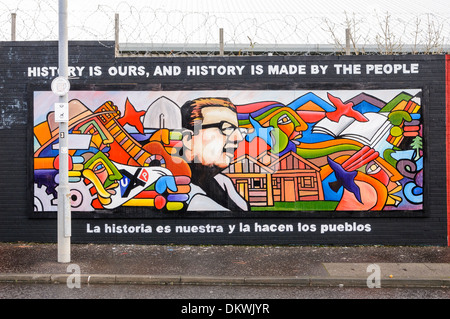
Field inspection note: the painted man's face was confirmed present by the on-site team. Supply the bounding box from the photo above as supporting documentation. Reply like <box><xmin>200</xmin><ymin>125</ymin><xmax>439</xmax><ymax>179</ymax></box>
<box><xmin>82</xmin><ymin>152</ymin><xmax>122</xmax><ymax>206</ymax></box>
<box><xmin>188</xmin><ymin>106</ymin><xmax>247</xmax><ymax>168</ymax></box>
<box><xmin>268</xmin><ymin>109</ymin><xmax>307</xmax><ymax>154</ymax></box>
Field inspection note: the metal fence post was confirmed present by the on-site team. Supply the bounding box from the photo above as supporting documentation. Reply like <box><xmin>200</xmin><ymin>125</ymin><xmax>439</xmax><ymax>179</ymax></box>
<box><xmin>11</xmin><ymin>13</ymin><xmax>16</xmax><ymax>41</ymax></box>
<box><xmin>219</xmin><ymin>28</ymin><xmax>224</xmax><ymax>56</ymax></box>
<box><xmin>115</xmin><ymin>13</ymin><xmax>119</xmax><ymax>56</ymax></box>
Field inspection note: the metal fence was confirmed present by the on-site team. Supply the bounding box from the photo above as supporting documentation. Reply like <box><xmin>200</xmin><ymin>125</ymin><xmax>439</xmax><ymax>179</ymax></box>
<box><xmin>1</xmin><ymin>0</ymin><xmax>449</xmax><ymax>56</ymax></box>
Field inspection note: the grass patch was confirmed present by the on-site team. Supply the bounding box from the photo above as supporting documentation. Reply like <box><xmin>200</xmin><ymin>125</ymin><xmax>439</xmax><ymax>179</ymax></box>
<box><xmin>250</xmin><ymin>201</ymin><xmax>339</xmax><ymax>211</ymax></box>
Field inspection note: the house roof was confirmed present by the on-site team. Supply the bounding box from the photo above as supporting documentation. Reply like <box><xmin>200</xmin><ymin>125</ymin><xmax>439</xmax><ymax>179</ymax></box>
<box><xmin>224</xmin><ymin>150</ymin><xmax>321</xmax><ymax>176</ymax></box>
<box><xmin>225</xmin><ymin>154</ymin><xmax>275</xmax><ymax>174</ymax></box>
<box><xmin>269</xmin><ymin>151</ymin><xmax>321</xmax><ymax>172</ymax></box>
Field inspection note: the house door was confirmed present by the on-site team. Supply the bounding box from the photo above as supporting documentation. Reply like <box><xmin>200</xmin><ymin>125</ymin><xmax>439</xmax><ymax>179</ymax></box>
<box><xmin>236</xmin><ymin>180</ymin><xmax>249</xmax><ymax>201</ymax></box>
<box><xmin>283</xmin><ymin>178</ymin><xmax>296</xmax><ymax>202</ymax></box>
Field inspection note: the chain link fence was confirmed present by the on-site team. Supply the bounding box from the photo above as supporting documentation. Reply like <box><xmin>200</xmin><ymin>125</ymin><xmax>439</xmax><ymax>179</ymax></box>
<box><xmin>1</xmin><ymin>0</ymin><xmax>449</xmax><ymax>56</ymax></box>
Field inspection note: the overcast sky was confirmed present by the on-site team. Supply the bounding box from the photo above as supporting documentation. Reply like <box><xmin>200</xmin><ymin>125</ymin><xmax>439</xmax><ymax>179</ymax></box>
<box><xmin>1</xmin><ymin>0</ymin><xmax>450</xmax><ymax>46</ymax></box>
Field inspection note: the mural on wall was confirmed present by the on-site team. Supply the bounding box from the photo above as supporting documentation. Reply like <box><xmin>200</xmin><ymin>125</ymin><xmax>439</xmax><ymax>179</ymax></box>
<box><xmin>32</xmin><ymin>89</ymin><xmax>423</xmax><ymax>214</ymax></box>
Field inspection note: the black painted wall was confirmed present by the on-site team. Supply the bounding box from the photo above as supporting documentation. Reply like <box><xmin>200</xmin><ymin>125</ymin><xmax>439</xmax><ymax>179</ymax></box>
<box><xmin>0</xmin><ymin>41</ymin><xmax>447</xmax><ymax>245</ymax></box>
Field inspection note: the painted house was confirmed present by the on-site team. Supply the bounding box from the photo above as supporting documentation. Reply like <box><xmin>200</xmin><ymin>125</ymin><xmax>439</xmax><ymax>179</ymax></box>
<box><xmin>269</xmin><ymin>151</ymin><xmax>324</xmax><ymax>203</ymax></box>
<box><xmin>223</xmin><ymin>151</ymin><xmax>324</xmax><ymax>206</ymax></box>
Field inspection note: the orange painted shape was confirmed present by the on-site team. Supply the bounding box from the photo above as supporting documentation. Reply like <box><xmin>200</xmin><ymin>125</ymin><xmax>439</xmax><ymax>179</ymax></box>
<box><xmin>404</xmin><ymin>125</ymin><xmax>420</xmax><ymax>132</ymax></box>
<box><xmin>34</xmin><ymin>122</ymin><xmax>52</xmax><ymax>146</ymax></box>
<box><xmin>34</xmin><ymin>157</ymin><xmax>54</xmax><ymax>170</ymax></box>
<box><xmin>403</xmin><ymin>131</ymin><xmax>419</xmax><ymax>137</ymax></box>
<box><xmin>336</xmin><ymin>172</ymin><xmax>387</xmax><ymax>211</ymax></box>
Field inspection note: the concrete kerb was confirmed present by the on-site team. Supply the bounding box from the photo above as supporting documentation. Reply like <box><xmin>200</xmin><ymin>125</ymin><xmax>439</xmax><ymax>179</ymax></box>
<box><xmin>0</xmin><ymin>273</ymin><xmax>448</xmax><ymax>288</ymax></box>
<box><xmin>379</xmin><ymin>278</ymin><xmax>450</xmax><ymax>288</ymax></box>
<box><xmin>0</xmin><ymin>273</ymin><xmax>52</xmax><ymax>283</ymax></box>
<box><xmin>310</xmin><ymin>277</ymin><xmax>450</xmax><ymax>288</ymax></box>
<box><xmin>244</xmin><ymin>276</ymin><xmax>310</xmax><ymax>286</ymax></box>
<box><xmin>115</xmin><ymin>275</ymin><xmax>181</xmax><ymax>285</ymax></box>
<box><xmin>180</xmin><ymin>275</ymin><xmax>246</xmax><ymax>285</ymax></box>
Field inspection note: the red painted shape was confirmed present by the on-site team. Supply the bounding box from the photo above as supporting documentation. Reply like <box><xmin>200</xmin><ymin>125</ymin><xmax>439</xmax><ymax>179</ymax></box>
<box><xmin>154</xmin><ymin>195</ymin><xmax>166</xmax><ymax>210</ymax></box>
<box><xmin>117</xmin><ymin>98</ymin><xmax>146</xmax><ymax>134</ymax></box>
<box><xmin>53</xmin><ymin>154</ymin><xmax>73</xmax><ymax>171</ymax></box>
<box><xmin>326</xmin><ymin>93</ymin><xmax>369</xmax><ymax>123</ymax></box>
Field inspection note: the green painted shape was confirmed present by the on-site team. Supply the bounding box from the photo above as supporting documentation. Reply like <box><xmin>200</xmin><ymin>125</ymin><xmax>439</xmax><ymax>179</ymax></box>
<box><xmin>380</xmin><ymin>93</ymin><xmax>412</xmax><ymax>112</ymax></box>
<box><xmin>251</xmin><ymin>201</ymin><xmax>339</xmax><ymax>211</ymax></box>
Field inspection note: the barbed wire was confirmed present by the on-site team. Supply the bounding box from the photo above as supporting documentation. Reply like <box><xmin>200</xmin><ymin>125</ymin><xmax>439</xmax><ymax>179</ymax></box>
<box><xmin>1</xmin><ymin>0</ymin><xmax>449</xmax><ymax>56</ymax></box>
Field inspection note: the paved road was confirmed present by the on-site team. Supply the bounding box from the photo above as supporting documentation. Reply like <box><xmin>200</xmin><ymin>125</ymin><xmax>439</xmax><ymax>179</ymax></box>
<box><xmin>0</xmin><ymin>282</ymin><xmax>448</xmax><ymax>299</ymax></box>
<box><xmin>0</xmin><ymin>243</ymin><xmax>448</xmax><ymax>302</ymax></box>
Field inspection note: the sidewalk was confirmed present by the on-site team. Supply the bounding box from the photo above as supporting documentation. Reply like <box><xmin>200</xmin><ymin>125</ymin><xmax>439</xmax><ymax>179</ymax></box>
<box><xmin>0</xmin><ymin>243</ymin><xmax>448</xmax><ymax>288</ymax></box>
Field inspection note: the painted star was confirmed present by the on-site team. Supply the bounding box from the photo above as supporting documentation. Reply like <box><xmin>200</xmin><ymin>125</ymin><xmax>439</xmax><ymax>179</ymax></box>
<box><xmin>118</xmin><ymin>98</ymin><xmax>146</xmax><ymax>134</ymax></box>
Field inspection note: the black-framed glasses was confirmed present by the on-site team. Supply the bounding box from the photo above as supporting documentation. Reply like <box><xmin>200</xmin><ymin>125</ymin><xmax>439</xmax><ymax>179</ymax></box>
<box><xmin>199</xmin><ymin>121</ymin><xmax>248</xmax><ymax>137</ymax></box>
